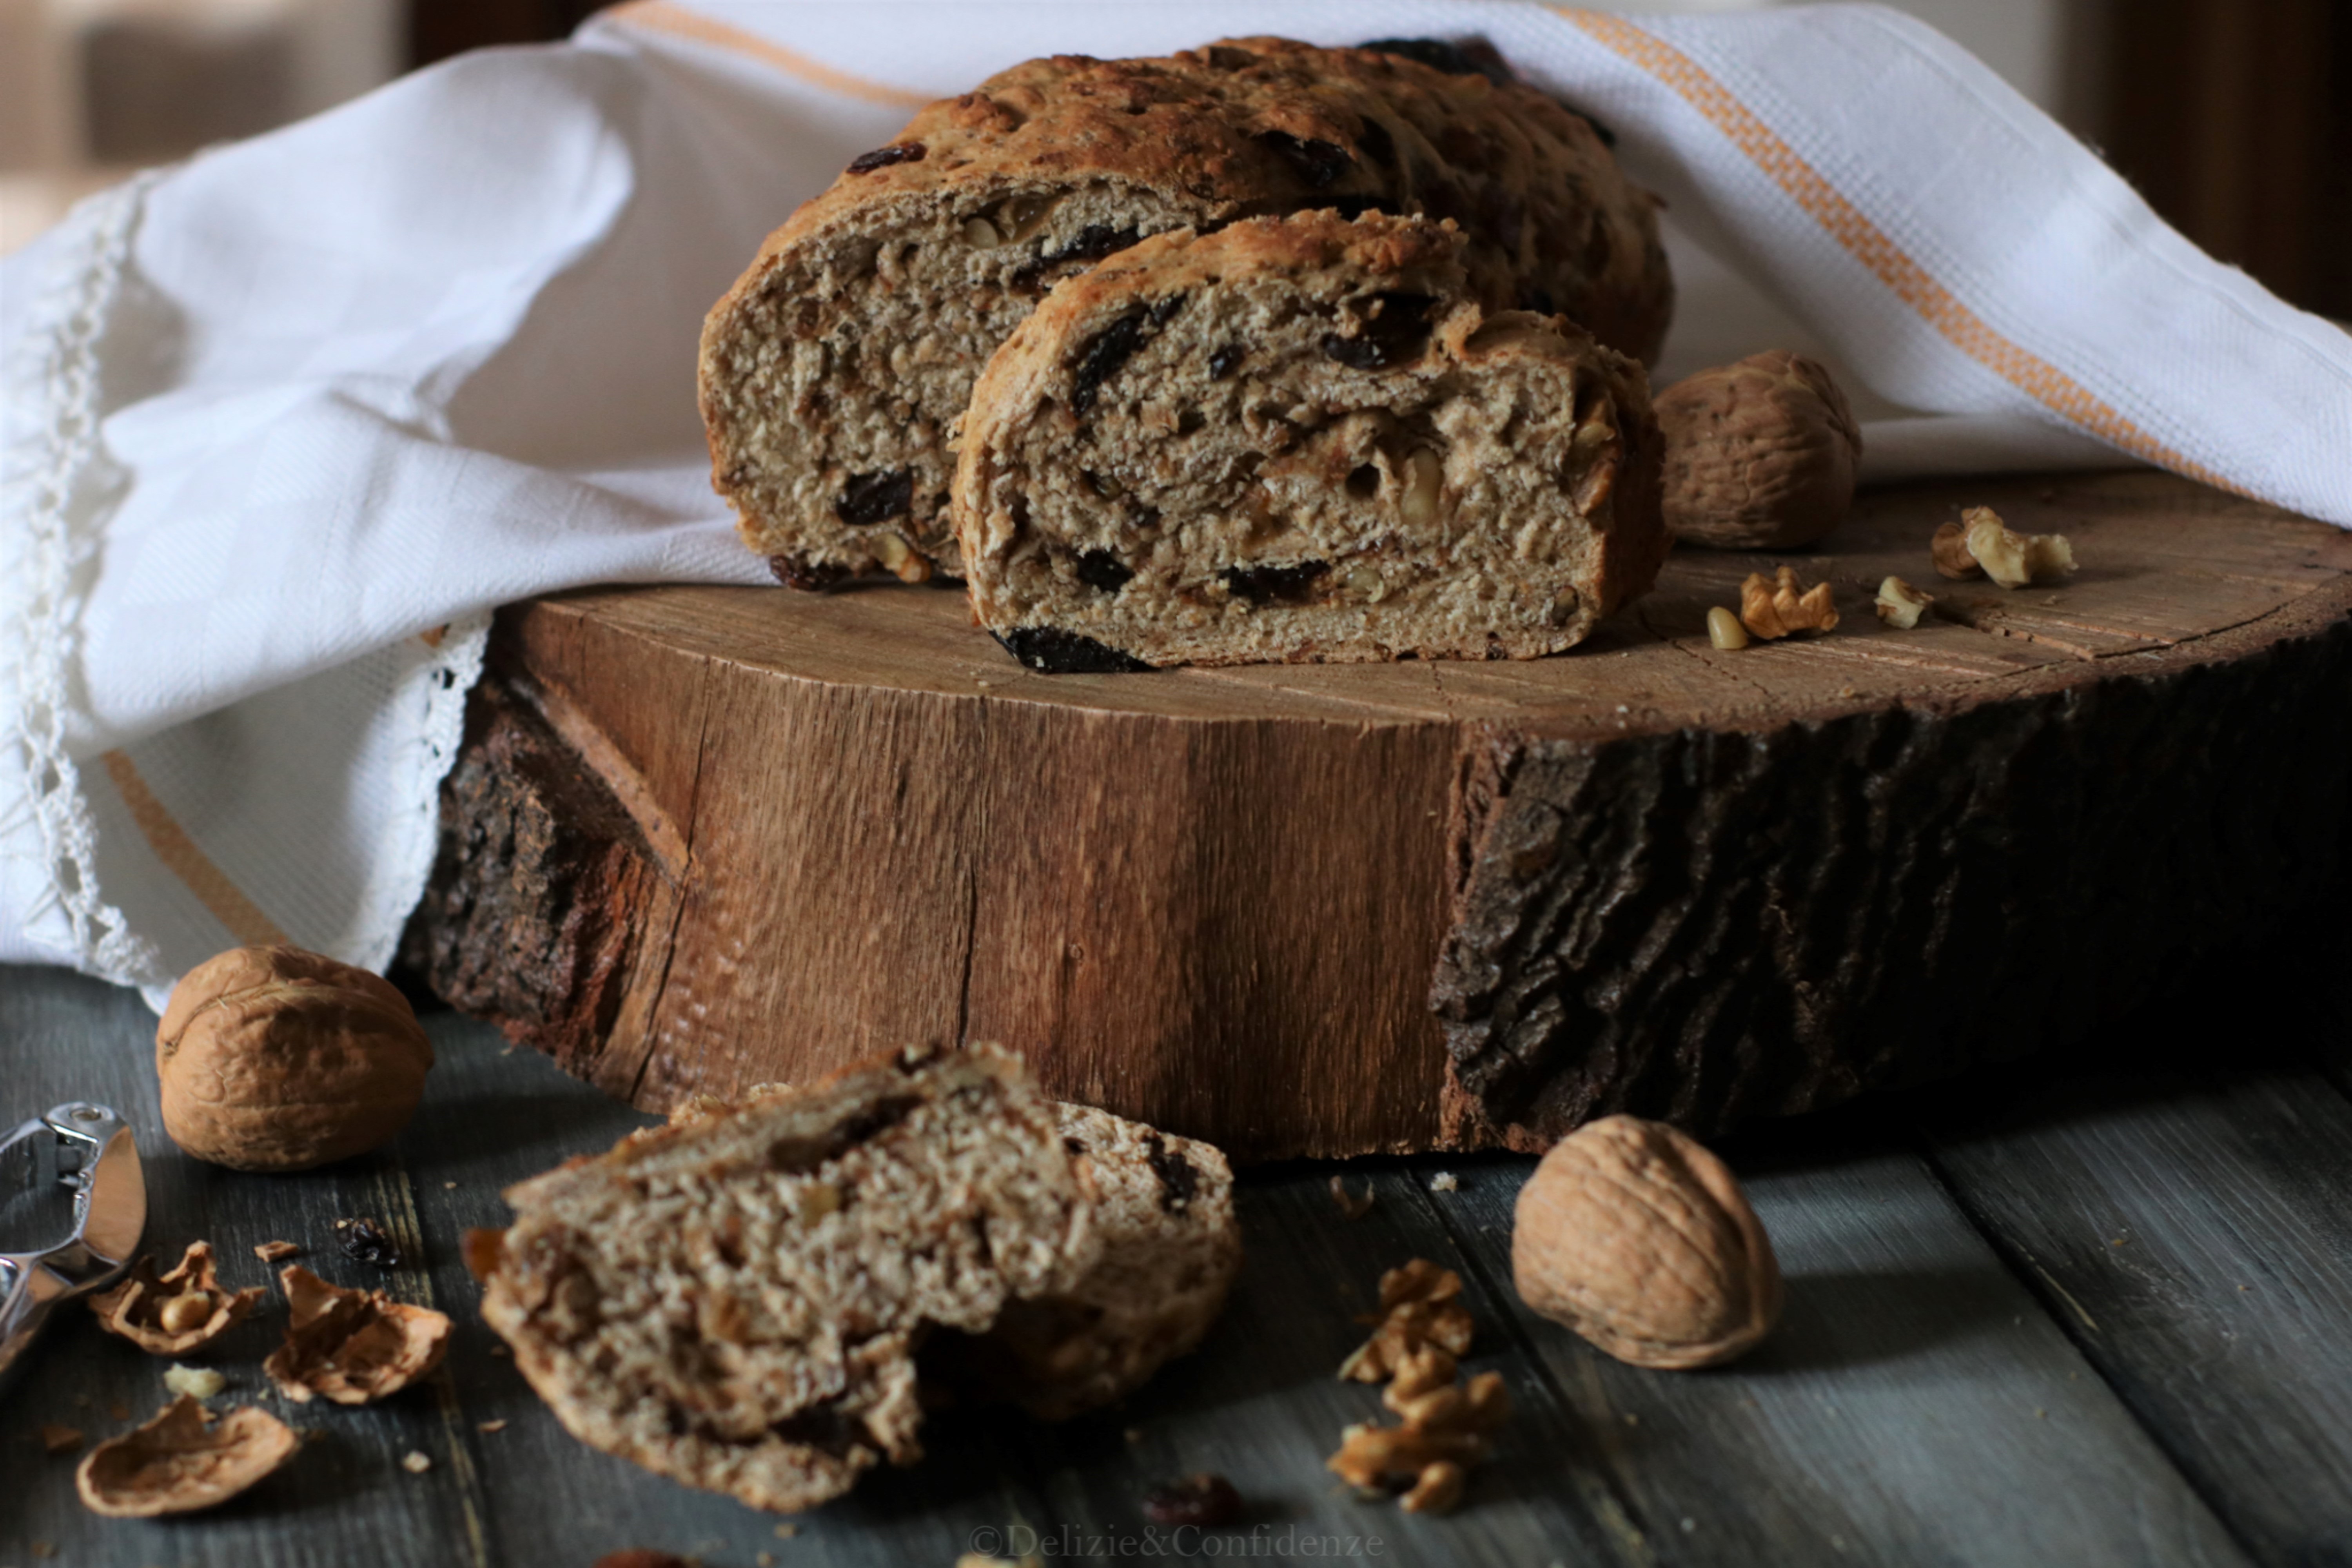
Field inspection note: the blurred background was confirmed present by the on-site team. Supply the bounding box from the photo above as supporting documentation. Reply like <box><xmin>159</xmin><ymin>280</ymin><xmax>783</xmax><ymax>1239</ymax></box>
<box><xmin>0</xmin><ymin>0</ymin><xmax>2344</xmax><ymax>319</ymax></box>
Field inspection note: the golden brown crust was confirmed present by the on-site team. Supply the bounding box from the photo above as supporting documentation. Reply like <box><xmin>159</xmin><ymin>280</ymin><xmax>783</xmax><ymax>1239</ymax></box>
<box><xmin>699</xmin><ymin>36</ymin><xmax>1669</xmax><ymax>583</ymax></box>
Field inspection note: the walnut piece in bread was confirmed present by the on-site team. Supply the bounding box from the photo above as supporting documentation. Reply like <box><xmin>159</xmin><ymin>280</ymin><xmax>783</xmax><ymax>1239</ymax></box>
<box><xmin>699</xmin><ymin>36</ymin><xmax>1670</xmax><ymax>586</ymax></box>
<box><xmin>953</xmin><ymin>212</ymin><xmax>1667</xmax><ymax>669</ymax></box>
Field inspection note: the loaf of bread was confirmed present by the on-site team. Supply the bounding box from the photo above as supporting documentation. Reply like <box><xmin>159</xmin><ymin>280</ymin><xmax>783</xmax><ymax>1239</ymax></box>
<box><xmin>472</xmin><ymin>1044</ymin><xmax>1240</xmax><ymax>1512</ymax></box>
<box><xmin>699</xmin><ymin>35</ymin><xmax>1670</xmax><ymax>588</ymax></box>
<box><xmin>952</xmin><ymin>211</ymin><xmax>1668</xmax><ymax>670</ymax></box>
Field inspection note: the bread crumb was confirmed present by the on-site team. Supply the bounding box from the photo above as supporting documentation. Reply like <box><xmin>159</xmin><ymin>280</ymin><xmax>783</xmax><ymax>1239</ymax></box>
<box><xmin>478</xmin><ymin>1419</ymin><xmax>507</xmax><ymax>1433</ymax></box>
<box><xmin>402</xmin><ymin>1450</ymin><xmax>433</xmax><ymax>1473</ymax></box>
<box><xmin>1427</xmin><ymin>1172</ymin><xmax>1459</xmax><ymax>1193</ymax></box>
<box><xmin>773</xmin><ymin>1523</ymin><xmax>799</xmax><ymax>1539</ymax></box>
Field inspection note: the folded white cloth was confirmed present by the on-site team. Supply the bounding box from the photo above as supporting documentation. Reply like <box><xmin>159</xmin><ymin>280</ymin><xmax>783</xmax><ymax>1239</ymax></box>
<box><xmin>4</xmin><ymin>1</ymin><xmax>2348</xmax><ymax>1005</ymax></box>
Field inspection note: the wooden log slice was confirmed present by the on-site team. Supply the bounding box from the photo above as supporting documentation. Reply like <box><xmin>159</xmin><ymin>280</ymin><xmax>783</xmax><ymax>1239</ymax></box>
<box><xmin>400</xmin><ymin>471</ymin><xmax>2352</xmax><ymax>1159</ymax></box>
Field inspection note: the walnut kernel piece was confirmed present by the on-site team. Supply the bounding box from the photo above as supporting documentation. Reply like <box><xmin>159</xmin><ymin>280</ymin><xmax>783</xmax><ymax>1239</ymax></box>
<box><xmin>74</xmin><ymin>1396</ymin><xmax>298</xmax><ymax>1518</ymax></box>
<box><xmin>163</xmin><ymin>1364</ymin><xmax>227</xmax><ymax>1401</ymax></box>
<box><xmin>88</xmin><ymin>1243</ymin><xmax>263</xmax><ymax>1356</ymax></box>
<box><xmin>1328</xmin><ymin>1174</ymin><xmax>1376</xmax><ymax>1220</ymax></box>
<box><xmin>1706</xmin><ymin>606</ymin><xmax>1750</xmax><ymax>650</ymax></box>
<box><xmin>1655</xmin><ymin>350</ymin><xmax>1862</xmax><ymax>550</ymax></box>
<box><xmin>1931</xmin><ymin>519</ymin><xmax>1982</xmax><ymax>579</ymax></box>
<box><xmin>1876</xmin><ymin>576</ymin><xmax>1934</xmax><ymax>630</ymax></box>
<box><xmin>1401</xmin><ymin>1459</ymin><xmax>1467</xmax><ymax>1515</ymax></box>
<box><xmin>873</xmin><ymin>531</ymin><xmax>933</xmax><ymax>584</ymax></box>
<box><xmin>1512</xmin><ymin>1115</ymin><xmax>1782</xmax><ymax>1370</ymax></box>
<box><xmin>263</xmin><ymin>1265</ymin><xmax>451</xmax><ymax>1405</ymax></box>
<box><xmin>1327</xmin><ymin>1370</ymin><xmax>1510</xmax><ymax>1492</ymax></box>
<box><xmin>1340</xmin><ymin>1260</ymin><xmax>1475</xmax><ymax>1382</ymax></box>
<box><xmin>1962</xmin><ymin>505</ymin><xmax>2074</xmax><ymax>588</ymax></box>
<box><xmin>156</xmin><ymin>945</ymin><xmax>433</xmax><ymax>1172</ymax></box>
<box><xmin>1738</xmin><ymin>566</ymin><xmax>1838</xmax><ymax>639</ymax></box>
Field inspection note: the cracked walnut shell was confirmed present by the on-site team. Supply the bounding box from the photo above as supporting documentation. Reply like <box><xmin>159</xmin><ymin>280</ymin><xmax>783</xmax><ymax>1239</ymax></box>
<box><xmin>157</xmin><ymin>945</ymin><xmax>433</xmax><ymax>1172</ymax></box>
<box><xmin>75</xmin><ymin>1395</ymin><xmax>298</xmax><ymax>1517</ymax></box>
<box><xmin>1512</xmin><ymin>1116</ymin><xmax>1782</xmax><ymax>1370</ymax></box>
<box><xmin>263</xmin><ymin>1265</ymin><xmax>451</xmax><ymax>1405</ymax></box>
<box><xmin>1655</xmin><ymin>350</ymin><xmax>1862</xmax><ymax>550</ymax></box>
<box><xmin>88</xmin><ymin>1241</ymin><xmax>264</xmax><ymax>1355</ymax></box>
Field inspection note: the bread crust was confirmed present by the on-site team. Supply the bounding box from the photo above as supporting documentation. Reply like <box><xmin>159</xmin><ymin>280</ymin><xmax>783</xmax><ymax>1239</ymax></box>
<box><xmin>699</xmin><ymin>36</ymin><xmax>1670</xmax><ymax>583</ymax></box>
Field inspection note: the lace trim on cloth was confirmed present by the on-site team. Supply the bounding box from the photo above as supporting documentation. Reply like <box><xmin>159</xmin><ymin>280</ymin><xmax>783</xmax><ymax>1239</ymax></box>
<box><xmin>2</xmin><ymin>173</ymin><xmax>168</xmax><ymax>987</ymax></box>
<box><xmin>354</xmin><ymin>613</ymin><xmax>492</xmax><ymax>977</ymax></box>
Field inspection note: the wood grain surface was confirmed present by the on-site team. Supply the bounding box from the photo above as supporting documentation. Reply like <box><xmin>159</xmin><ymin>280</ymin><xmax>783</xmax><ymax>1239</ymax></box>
<box><xmin>403</xmin><ymin>470</ymin><xmax>2352</xmax><ymax>1160</ymax></box>
<box><xmin>7</xmin><ymin>949</ymin><xmax>2352</xmax><ymax>1566</ymax></box>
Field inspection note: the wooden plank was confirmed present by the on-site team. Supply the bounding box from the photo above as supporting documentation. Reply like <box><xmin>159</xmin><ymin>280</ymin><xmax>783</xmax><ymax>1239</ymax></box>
<box><xmin>0</xmin><ymin>970</ymin><xmax>495</xmax><ymax>1568</ymax></box>
<box><xmin>2</xmin><ymin>962</ymin><xmax>2329</xmax><ymax>1566</ymax></box>
<box><xmin>1415</xmin><ymin>1147</ymin><xmax>2253</xmax><ymax>1568</ymax></box>
<box><xmin>1920</xmin><ymin>1062</ymin><xmax>2352</xmax><ymax>1564</ymax></box>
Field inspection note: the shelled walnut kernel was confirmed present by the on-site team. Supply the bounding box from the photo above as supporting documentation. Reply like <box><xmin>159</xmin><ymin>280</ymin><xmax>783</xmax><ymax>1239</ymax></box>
<box><xmin>1739</xmin><ymin>566</ymin><xmax>1838</xmax><ymax>639</ymax></box>
<box><xmin>1875</xmin><ymin>576</ymin><xmax>1934</xmax><ymax>629</ymax></box>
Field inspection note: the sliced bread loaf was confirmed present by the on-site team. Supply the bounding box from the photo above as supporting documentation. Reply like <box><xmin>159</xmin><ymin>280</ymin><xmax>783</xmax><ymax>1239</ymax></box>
<box><xmin>698</xmin><ymin>36</ymin><xmax>1669</xmax><ymax>588</ymax></box>
<box><xmin>952</xmin><ymin>212</ymin><xmax>1668</xmax><ymax>669</ymax></box>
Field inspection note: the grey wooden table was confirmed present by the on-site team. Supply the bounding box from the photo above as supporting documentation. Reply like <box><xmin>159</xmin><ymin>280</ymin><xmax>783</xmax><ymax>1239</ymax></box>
<box><xmin>4</xmin><ymin>933</ymin><xmax>2351</xmax><ymax>1568</ymax></box>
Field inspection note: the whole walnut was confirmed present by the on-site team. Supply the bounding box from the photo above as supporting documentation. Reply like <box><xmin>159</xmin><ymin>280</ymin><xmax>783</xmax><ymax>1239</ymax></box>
<box><xmin>1655</xmin><ymin>350</ymin><xmax>1862</xmax><ymax>550</ymax></box>
<box><xmin>156</xmin><ymin>946</ymin><xmax>433</xmax><ymax>1172</ymax></box>
<box><xmin>1512</xmin><ymin>1115</ymin><xmax>1781</xmax><ymax>1370</ymax></box>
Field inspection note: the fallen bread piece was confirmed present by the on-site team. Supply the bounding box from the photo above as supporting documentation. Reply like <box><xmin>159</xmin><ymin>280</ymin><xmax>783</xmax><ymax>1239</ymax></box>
<box><xmin>699</xmin><ymin>35</ymin><xmax>1669</xmax><ymax>586</ymax></box>
<box><xmin>473</xmin><ymin>1044</ymin><xmax>1237</xmax><ymax>1512</ymax></box>
<box><xmin>929</xmin><ymin>1103</ymin><xmax>1241</xmax><ymax>1421</ymax></box>
<box><xmin>953</xmin><ymin>211</ymin><xmax>1666</xmax><ymax>669</ymax></box>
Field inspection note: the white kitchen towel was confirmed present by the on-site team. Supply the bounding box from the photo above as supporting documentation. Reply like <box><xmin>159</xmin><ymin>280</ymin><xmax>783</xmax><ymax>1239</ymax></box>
<box><xmin>3</xmin><ymin>2</ymin><xmax>2348</xmax><ymax>1007</ymax></box>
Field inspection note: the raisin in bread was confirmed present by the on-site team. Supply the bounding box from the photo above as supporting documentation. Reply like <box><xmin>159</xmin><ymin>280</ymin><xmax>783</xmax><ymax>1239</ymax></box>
<box><xmin>932</xmin><ymin>1104</ymin><xmax>1241</xmax><ymax>1421</ymax></box>
<box><xmin>951</xmin><ymin>211</ymin><xmax>1668</xmax><ymax>669</ymax></box>
<box><xmin>472</xmin><ymin>1044</ymin><xmax>1095</xmax><ymax>1512</ymax></box>
<box><xmin>698</xmin><ymin>35</ymin><xmax>1669</xmax><ymax>588</ymax></box>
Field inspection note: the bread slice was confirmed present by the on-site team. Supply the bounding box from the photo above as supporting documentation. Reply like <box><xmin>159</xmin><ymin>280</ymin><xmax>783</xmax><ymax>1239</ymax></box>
<box><xmin>698</xmin><ymin>35</ymin><xmax>1669</xmax><ymax>588</ymax></box>
<box><xmin>472</xmin><ymin>1047</ymin><xmax>1243</xmax><ymax>1511</ymax></box>
<box><xmin>930</xmin><ymin>1104</ymin><xmax>1242</xmax><ymax>1421</ymax></box>
<box><xmin>472</xmin><ymin>1044</ymin><xmax>1097</xmax><ymax>1512</ymax></box>
<box><xmin>951</xmin><ymin>212</ymin><xmax>1668</xmax><ymax>670</ymax></box>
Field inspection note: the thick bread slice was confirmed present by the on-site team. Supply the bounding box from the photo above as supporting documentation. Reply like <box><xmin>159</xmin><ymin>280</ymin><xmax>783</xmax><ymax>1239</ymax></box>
<box><xmin>935</xmin><ymin>1104</ymin><xmax>1243</xmax><ymax>1421</ymax></box>
<box><xmin>698</xmin><ymin>35</ymin><xmax>1669</xmax><ymax>587</ymax></box>
<box><xmin>952</xmin><ymin>212</ymin><xmax>1668</xmax><ymax>669</ymax></box>
<box><xmin>473</xmin><ymin>1043</ymin><xmax>1096</xmax><ymax>1513</ymax></box>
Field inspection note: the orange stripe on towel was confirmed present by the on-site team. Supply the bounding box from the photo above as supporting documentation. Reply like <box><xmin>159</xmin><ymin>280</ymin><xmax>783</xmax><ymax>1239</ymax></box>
<box><xmin>101</xmin><ymin>750</ymin><xmax>290</xmax><ymax>948</ymax></box>
<box><xmin>1557</xmin><ymin>9</ymin><xmax>2231</xmax><ymax>492</ymax></box>
<box><xmin>603</xmin><ymin>1</ymin><xmax>933</xmax><ymax>109</ymax></box>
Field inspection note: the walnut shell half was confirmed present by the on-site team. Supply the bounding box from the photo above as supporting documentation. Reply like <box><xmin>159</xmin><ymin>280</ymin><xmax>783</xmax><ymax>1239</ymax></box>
<box><xmin>156</xmin><ymin>944</ymin><xmax>433</xmax><ymax>1172</ymax></box>
<box><xmin>75</xmin><ymin>1395</ymin><xmax>298</xmax><ymax>1517</ymax></box>
<box><xmin>263</xmin><ymin>1265</ymin><xmax>451</xmax><ymax>1405</ymax></box>
<box><xmin>1656</xmin><ymin>350</ymin><xmax>1862</xmax><ymax>550</ymax></box>
<box><xmin>1511</xmin><ymin>1116</ymin><xmax>1782</xmax><ymax>1370</ymax></box>
<box><xmin>87</xmin><ymin>1241</ymin><xmax>264</xmax><ymax>1355</ymax></box>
